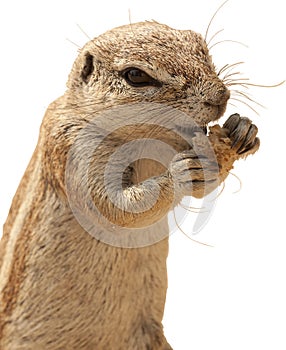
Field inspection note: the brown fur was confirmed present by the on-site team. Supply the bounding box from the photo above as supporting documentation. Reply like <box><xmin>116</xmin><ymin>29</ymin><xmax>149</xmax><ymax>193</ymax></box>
<box><xmin>0</xmin><ymin>22</ymin><xmax>259</xmax><ymax>349</ymax></box>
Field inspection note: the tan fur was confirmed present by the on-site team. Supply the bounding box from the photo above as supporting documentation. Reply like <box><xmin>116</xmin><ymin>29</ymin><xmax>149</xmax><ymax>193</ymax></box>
<box><xmin>0</xmin><ymin>22</ymin><xmax>259</xmax><ymax>349</ymax></box>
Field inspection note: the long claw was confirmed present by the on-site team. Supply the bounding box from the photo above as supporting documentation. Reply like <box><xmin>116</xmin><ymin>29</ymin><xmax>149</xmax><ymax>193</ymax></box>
<box><xmin>223</xmin><ymin>113</ymin><xmax>241</xmax><ymax>133</ymax></box>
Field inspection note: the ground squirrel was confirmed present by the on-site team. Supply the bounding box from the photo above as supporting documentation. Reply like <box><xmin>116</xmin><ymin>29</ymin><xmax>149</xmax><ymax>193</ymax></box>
<box><xmin>0</xmin><ymin>22</ymin><xmax>259</xmax><ymax>349</ymax></box>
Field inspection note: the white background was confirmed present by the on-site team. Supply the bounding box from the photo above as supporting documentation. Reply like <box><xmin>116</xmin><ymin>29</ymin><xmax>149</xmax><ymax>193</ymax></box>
<box><xmin>0</xmin><ymin>1</ymin><xmax>285</xmax><ymax>349</ymax></box>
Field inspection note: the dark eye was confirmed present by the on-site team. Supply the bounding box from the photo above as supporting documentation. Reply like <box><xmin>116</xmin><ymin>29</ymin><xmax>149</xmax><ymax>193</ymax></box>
<box><xmin>122</xmin><ymin>68</ymin><xmax>162</xmax><ymax>87</ymax></box>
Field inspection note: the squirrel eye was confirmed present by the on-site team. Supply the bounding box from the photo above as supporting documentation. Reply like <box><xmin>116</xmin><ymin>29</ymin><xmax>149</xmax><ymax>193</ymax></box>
<box><xmin>122</xmin><ymin>68</ymin><xmax>161</xmax><ymax>87</ymax></box>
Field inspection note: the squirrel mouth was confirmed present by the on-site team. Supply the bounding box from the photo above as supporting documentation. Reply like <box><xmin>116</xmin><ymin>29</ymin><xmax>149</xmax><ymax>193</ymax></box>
<box><xmin>175</xmin><ymin>105</ymin><xmax>227</xmax><ymax>138</ymax></box>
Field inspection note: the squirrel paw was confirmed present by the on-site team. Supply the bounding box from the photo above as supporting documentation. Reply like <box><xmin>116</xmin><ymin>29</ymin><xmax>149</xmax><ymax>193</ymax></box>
<box><xmin>223</xmin><ymin>113</ymin><xmax>260</xmax><ymax>156</ymax></box>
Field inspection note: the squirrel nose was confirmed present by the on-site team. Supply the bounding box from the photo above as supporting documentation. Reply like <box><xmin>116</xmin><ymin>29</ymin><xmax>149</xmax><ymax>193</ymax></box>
<box><xmin>203</xmin><ymin>85</ymin><xmax>230</xmax><ymax>106</ymax></box>
<box><xmin>215</xmin><ymin>87</ymin><xmax>230</xmax><ymax>105</ymax></box>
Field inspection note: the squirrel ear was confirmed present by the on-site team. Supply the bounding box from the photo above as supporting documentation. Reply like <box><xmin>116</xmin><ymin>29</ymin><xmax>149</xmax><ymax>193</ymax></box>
<box><xmin>81</xmin><ymin>52</ymin><xmax>94</xmax><ymax>83</ymax></box>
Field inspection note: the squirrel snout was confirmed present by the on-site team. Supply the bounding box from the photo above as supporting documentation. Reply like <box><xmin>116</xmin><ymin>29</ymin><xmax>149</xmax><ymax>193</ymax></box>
<box><xmin>203</xmin><ymin>85</ymin><xmax>230</xmax><ymax>107</ymax></box>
